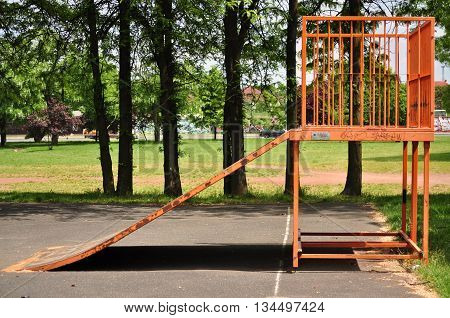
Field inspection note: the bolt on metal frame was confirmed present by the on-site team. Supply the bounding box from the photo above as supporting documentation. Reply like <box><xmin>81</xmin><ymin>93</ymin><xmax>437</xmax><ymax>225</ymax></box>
<box><xmin>291</xmin><ymin>16</ymin><xmax>434</xmax><ymax>268</ymax></box>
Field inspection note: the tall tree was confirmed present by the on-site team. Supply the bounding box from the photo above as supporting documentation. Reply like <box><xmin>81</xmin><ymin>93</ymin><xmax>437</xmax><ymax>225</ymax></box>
<box><xmin>284</xmin><ymin>0</ymin><xmax>298</xmax><ymax>195</ymax></box>
<box><xmin>342</xmin><ymin>0</ymin><xmax>363</xmax><ymax>195</ymax></box>
<box><xmin>157</xmin><ymin>0</ymin><xmax>182</xmax><ymax>196</ymax></box>
<box><xmin>117</xmin><ymin>0</ymin><xmax>133</xmax><ymax>195</ymax></box>
<box><xmin>17</xmin><ymin>0</ymin><xmax>118</xmax><ymax>194</ymax></box>
<box><xmin>86</xmin><ymin>0</ymin><xmax>115</xmax><ymax>194</ymax></box>
<box><xmin>132</xmin><ymin>0</ymin><xmax>184</xmax><ymax>196</ymax></box>
<box><xmin>223</xmin><ymin>0</ymin><xmax>259</xmax><ymax>196</ymax></box>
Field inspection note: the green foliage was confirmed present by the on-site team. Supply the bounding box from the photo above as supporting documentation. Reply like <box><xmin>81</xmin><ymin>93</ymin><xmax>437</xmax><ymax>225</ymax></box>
<box><xmin>435</xmin><ymin>85</ymin><xmax>450</xmax><ymax>113</ymax></box>
<box><xmin>397</xmin><ymin>0</ymin><xmax>450</xmax><ymax>65</ymax></box>
<box><xmin>244</xmin><ymin>83</ymin><xmax>286</xmax><ymax>129</ymax></box>
<box><xmin>186</xmin><ymin>66</ymin><xmax>225</xmax><ymax>130</ymax></box>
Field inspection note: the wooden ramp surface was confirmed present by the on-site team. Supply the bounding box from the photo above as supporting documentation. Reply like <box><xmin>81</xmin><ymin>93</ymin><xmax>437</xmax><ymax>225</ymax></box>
<box><xmin>3</xmin><ymin>132</ymin><xmax>289</xmax><ymax>272</ymax></box>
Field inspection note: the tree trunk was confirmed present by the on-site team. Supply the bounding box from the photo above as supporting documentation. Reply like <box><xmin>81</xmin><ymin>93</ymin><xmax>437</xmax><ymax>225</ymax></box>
<box><xmin>284</xmin><ymin>0</ymin><xmax>298</xmax><ymax>195</ymax></box>
<box><xmin>157</xmin><ymin>0</ymin><xmax>182</xmax><ymax>196</ymax></box>
<box><xmin>117</xmin><ymin>0</ymin><xmax>133</xmax><ymax>196</ymax></box>
<box><xmin>0</xmin><ymin>117</ymin><xmax>6</xmax><ymax>147</ymax></box>
<box><xmin>86</xmin><ymin>0</ymin><xmax>115</xmax><ymax>194</ymax></box>
<box><xmin>213</xmin><ymin>126</ymin><xmax>217</xmax><ymax>140</ymax></box>
<box><xmin>154</xmin><ymin>126</ymin><xmax>160</xmax><ymax>142</ymax></box>
<box><xmin>342</xmin><ymin>0</ymin><xmax>362</xmax><ymax>196</ymax></box>
<box><xmin>51</xmin><ymin>134</ymin><xmax>59</xmax><ymax>145</ymax></box>
<box><xmin>152</xmin><ymin>109</ymin><xmax>161</xmax><ymax>142</ymax></box>
<box><xmin>223</xmin><ymin>2</ymin><xmax>250</xmax><ymax>196</ymax></box>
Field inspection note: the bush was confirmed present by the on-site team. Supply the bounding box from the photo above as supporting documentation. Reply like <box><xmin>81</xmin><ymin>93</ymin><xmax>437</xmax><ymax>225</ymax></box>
<box><xmin>25</xmin><ymin>98</ymin><xmax>82</xmax><ymax>144</ymax></box>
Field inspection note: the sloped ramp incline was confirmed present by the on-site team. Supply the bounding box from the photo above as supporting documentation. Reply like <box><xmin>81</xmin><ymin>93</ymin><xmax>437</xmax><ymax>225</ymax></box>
<box><xmin>3</xmin><ymin>132</ymin><xmax>289</xmax><ymax>272</ymax></box>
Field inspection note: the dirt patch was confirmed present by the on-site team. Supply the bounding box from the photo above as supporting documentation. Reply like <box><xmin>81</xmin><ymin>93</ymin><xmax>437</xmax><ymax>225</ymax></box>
<box><xmin>0</xmin><ymin>177</ymin><xmax>50</xmax><ymax>184</ymax></box>
<box><xmin>249</xmin><ymin>171</ymin><xmax>450</xmax><ymax>186</ymax></box>
<box><xmin>134</xmin><ymin>176</ymin><xmax>165</xmax><ymax>186</ymax></box>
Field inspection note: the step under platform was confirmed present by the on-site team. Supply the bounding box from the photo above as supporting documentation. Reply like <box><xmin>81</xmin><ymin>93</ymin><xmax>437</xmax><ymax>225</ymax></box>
<box><xmin>297</xmin><ymin>231</ymin><xmax>422</xmax><ymax>261</ymax></box>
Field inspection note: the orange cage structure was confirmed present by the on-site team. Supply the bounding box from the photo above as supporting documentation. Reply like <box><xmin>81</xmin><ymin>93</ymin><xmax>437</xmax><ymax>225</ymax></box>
<box><xmin>291</xmin><ymin>16</ymin><xmax>435</xmax><ymax>268</ymax></box>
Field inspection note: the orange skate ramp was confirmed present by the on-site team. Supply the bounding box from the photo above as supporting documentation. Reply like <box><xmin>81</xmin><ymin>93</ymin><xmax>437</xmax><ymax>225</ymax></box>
<box><xmin>3</xmin><ymin>132</ymin><xmax>289</xmax><ymax>272</ymax></box>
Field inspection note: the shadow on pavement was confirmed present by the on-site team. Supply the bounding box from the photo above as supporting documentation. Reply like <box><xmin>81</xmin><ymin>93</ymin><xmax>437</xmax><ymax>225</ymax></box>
<box><xmin>55</xmin><ymin>245</ymin><xmax>361</xmax><ymax>272</ymax></box>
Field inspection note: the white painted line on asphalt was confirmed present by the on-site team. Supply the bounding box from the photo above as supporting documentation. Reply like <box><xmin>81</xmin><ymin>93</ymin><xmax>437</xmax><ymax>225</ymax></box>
<box><xmin>274</xmin><ymin>208</ymin><xmax>290</xmax><ymax>297</ymax></box>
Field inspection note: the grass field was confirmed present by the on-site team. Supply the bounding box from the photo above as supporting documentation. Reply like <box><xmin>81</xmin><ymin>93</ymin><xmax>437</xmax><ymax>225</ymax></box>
<box><xmin>0</xmin><ymin>136</ymin><xmax>449</xmax><ymax>196</ymax></box>
<box><xmin>0</xmin><ymin>136</ymin><xmax>449</xmax><ymax>296</ymax></box>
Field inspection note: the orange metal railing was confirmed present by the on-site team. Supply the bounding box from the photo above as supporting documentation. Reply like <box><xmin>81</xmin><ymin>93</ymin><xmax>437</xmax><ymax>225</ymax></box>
<box><xmin>300</xmin><ymin>16</ymin><xmax>435</xmax><ymax>130</ymax></box>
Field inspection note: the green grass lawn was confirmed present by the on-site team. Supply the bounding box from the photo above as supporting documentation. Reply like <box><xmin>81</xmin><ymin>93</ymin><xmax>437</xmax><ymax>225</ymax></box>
<box><xmin>0</xmin><ymin>136</ymin><xmax>449</xmax><ymax>195</ymax></box>
<box><xmin>0</xmin><ymin>136</ymin><xmax>449</xmax><ymax>296</ymax></box>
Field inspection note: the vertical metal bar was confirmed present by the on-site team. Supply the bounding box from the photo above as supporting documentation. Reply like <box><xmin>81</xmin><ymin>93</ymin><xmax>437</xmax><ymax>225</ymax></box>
<box><xmin>369</xmin><ymin>23</ymin><xmax>372</xmax><ymax>125</ymax></box>
<box><xmin>406</xmin><ymin>22</ymin><xmax>410</xmax><ymax>127</ymax></box>
<box><xmin>383</xmin><ymin>20</ymin><xmax>387</xmax><ymax>126</ymax></box>
<box><xmin>431</xmin><ymin>19</ymin><xmax>435</xmax><ymax>124</ymax></box>
<box><xmin>372</xmin><ymin>22</ymin><xmax>376</xmax><ymax>126</ymax></box>
<box><xmin>360</xmin><ymin>21</ymin><xmax>365</xmax><ymax>126</ymax></box>
<box><xmin>402</xmin><ymin>141</ymin><xmax>408</xmax><ymax>233</ymax></box>
<box><xmin>378</xmin><ymin>32</ymin><xmax>382</xmax><ymax>126</ymax></box>
<box><xmin>411</xmin><ymin>141</ymin><xmax>419</xmax><ymax>243</ymax></box>
<box><xmin>316</xmin><ymin>23</ymin><xmax>320</xmax><ymax>125</ymax></box>
<box><xmin>322</xmin><ymin>38</ymin><xmax>326</xmax><ymax>125</ymax></box>
<box><xmin>350</xmin><ymin>22</ymin><xmax>354</xmax><ymax>126</ymax></box>
<box><xmin>301</xmin><ymin>18</ymin><xmax>307</xmax><ymax>127</ymax></box>
<box><xmin>418</xmin><ymin>21</ymin><xmax>421</xmax><ymax>127</ymax></box>
<box><xmin>331</xmin><ymin>37</ymin><xmax>335</xmax><ymax>125</ymax></box>
<box><xmin>395</xmin><ymin>21</ymin><xmax>399</xmax><ymax>127</ymax></box>
<box><xmin>423</xmin><ymin>141</ymin><xmax>430</xmax><ymax>264</ymax></box>
<box><xmin>339</xmin><ymin>22</ymin><xmax>343</xmax><ymax>126</ymax></box>
<box><xmin>313</xmin><ymin>35</ymin><xmax>317</xmax><ymax>125</ymax></box>
<box><xmin>327</xmin><ymin>20</ymin><xmax>331</xmax><ymax>125</ymax></box>
<box><xmin>387</xmin><ymin>34</ymin><xmax>391</xmax><ymax>126</ymax></box>
<box><xmin>292</xmin><ymin>140</ymin><xmax>300</xmax><ymax>268</ymax></box>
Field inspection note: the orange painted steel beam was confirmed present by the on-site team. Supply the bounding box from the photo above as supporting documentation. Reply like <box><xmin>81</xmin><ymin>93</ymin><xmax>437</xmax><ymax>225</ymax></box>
<box><xmin>301</xmin><ymin>232</ymin><xmax>400</xmax><ymax>236</ymax></box>
<box><xmin>300</xmin><ymin>254</ymin><xmax>420</xmax><ymax>260</ymax></box>
<box><xmin>6</xmin><ymin>132</ymin><xmax>290</xmax><ymax>272</ymax></box>
<box><xmin>402</xmin><ymin>141</ymin><xmax>408</xmax><ymax>233</ymax></box>
<box><xmin>292</xmin><ymin>140</ymin><xmax>300</xmax><ymax>267</ymax></box>
<box><xmin>290</xmin><ymin>128</ymin><xmax>434</xmax><ymax>142</ymax></box>
<box><xmin>301</xmin><ymin>18</ymin><xmax>307</xmax><ymax>127</ymax></box>
<box><xmin>305</xmin><ymin>33</ymin><xmax>409</xmax><ymax>38</ymax></box>
<box><xmin>304</xmin><ymin>16</ymin><xmax>434</xmax><ymax>22</ymax></box>
<box><xmin>411</xmin><ymin>141</ymin><xmax>419</xmax><ymax>243</ymax></box>
<box><xmin>423</xmin><ymin>141</ymin><xmax>430</xmax><ymax>263</ymax></box>
<box><xmin>399</xmin><ymin>230</ymin><xmax>423</xmax><ymax>255</ymax></box>
<box><xmin>301</xmin><ymin>241</ymin><xmax>408</xmax><ymax>248</ymax></box>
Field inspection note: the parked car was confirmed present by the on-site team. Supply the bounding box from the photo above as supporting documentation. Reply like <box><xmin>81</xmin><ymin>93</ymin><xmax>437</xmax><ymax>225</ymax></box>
<box><xmin>83</xmin><ymin>129</ymin><xmax>119</xmax><ymax>140</ymax></box>
<box><xmin>259</xmin><ymin>129</ymin><xmax>286</xmax><ymax>138</ymax></box>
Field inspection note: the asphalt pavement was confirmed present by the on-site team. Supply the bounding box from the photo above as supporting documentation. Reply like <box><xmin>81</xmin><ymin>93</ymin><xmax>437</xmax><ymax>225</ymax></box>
<box><xmin>0</xmin><ymin>203</ymin><xmax>433</xmax><ymax>297</ymax></box>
